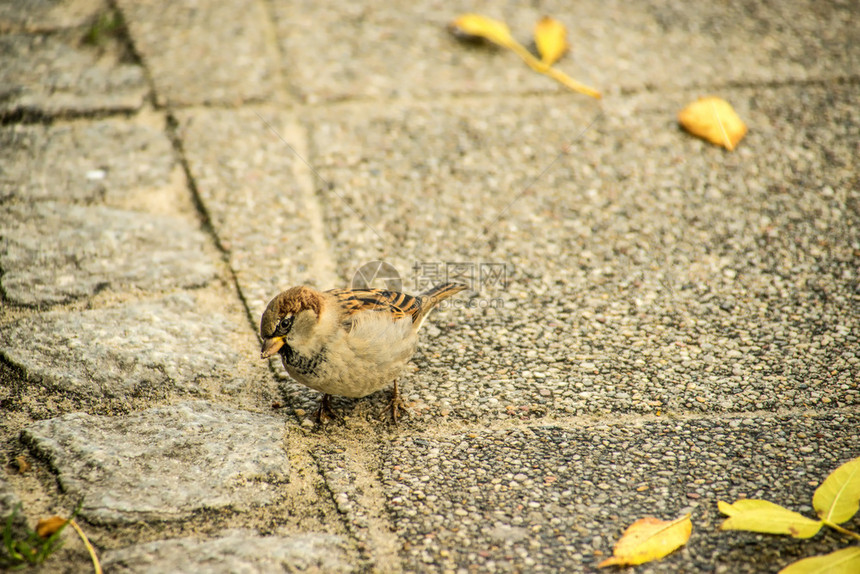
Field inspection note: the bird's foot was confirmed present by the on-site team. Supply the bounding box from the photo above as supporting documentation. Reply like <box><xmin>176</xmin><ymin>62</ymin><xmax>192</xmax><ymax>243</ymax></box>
<box><xmin>314</xmin><ymin>394</ymin><xmax>342</xmax><ymax>425</ymax></box>
<box><xmin>382</xmin><ymin>382</ymin><xmax>409</xmax><ymax>425</ymax></box>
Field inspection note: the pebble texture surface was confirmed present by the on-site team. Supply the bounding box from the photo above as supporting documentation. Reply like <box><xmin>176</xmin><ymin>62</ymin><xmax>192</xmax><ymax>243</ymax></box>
<box><xmin>0</xmin><ymin>119</ymin><xmax>176</xmax><ymax>204</ymax></box>
<box><xmin>115</xmin><ymin>0</ymin><xmax>278</xmax><ymax>106</ymax></box>
<box><xmin>383</xmin><ymin>413</ymin><xmax>859</xmax><ymax>573</ymax></box>
<box><xmin>0</xmin><ymin>30</ymin><xmax>146</xmax><ymax>116</ymax></box>
<box><xmin>0</xmin><ymin>0</ymin><xmax>857</xmax><ymax>572</ymax></box>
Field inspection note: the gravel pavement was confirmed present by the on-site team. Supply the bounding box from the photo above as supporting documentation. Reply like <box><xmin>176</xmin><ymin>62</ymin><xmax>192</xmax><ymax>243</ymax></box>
<box><xmin>1</xmin><ymin>1</ymin><xmax>857</xmax><ymax>572</ymax></box>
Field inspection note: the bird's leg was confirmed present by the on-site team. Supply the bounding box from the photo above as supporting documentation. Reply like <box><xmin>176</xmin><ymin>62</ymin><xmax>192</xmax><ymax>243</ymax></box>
<box><xmin>384</xmin><ymin>380</ymin><xmax>409</xmax><ymax>424</ymax></box>
<box><xmin>314</xmin><ymin>394</ymin><xmax>341</xmax><ymax>424</ymax></box>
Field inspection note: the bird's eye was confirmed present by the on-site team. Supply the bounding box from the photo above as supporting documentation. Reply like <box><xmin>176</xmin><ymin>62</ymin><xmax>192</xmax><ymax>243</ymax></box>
<box><xmin>278</xmin><ymin>315</ymin><xmax>294</xmax><ymax>333</ymax></box>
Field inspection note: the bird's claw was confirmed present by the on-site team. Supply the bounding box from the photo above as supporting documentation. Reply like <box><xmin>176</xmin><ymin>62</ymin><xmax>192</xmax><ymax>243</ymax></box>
<box><xmin>382</xmin><ymin>383</ymin><xmax>409</xmax><ymax>425</ymax></box>
<box><xmin>313</xmin><ymin>394</ymin><xmax>343</xmax><ymax>425</ymax></box>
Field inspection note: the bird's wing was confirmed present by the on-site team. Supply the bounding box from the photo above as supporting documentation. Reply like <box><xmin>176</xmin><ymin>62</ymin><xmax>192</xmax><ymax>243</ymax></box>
<box><xmin>327</xmin><ymin>288</ymin><xmax>423</xmax><ymax>324</ymax></box>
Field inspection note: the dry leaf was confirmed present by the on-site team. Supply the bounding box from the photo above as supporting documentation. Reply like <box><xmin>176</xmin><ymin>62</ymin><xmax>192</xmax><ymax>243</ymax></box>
<box><xmin>534</xmin><ymin>16</ymin><xmax>568</xmax><ymax>65</ymax></box>
<box><xmin>449</xmin><ymin>13</ymin><xmax>601</xmax><ymax>99</ymax></box>
<box><xmin>718</xmin><ymin>499</ymin><xmax>823</xmax><ymax>538</ymax></box>
<box><xmin>449</xmin><ymin>14</ymin><xmax>515</xmax><ymax>49</ymax></box>
<box><xmin>678</xmin><ymin>96</ymin><xmax>747</xmax><ymax>150</ymax></box>
<box><xmin>812</xmin><ymin>456</ymin><xmax>860</xmax><ymax>525</ymax></box>
<box><xmin>36</xmin><ymin>516</ymin><xmax>68</xmax><ymax>538</ymax></box>
<box><xmin>598</xmin><ymin>513</ymin><xmax>692</xmax><ymax>567</ymax></box>
<box><xmin>14</xmin><ymin>455</ymin><xmax>31</xmax><ymax>474</ymax></box>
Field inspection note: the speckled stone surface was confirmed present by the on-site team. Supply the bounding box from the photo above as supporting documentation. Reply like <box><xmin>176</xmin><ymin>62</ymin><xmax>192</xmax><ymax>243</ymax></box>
<box><xmin>115</xmin><ymin>0</ymin><xmax>278</xmax><ymax>106</ymax></box>
<box><xmin>21</xmin><ymin>402</ymin><xmax>289</xmax><ymax>524</ymax></box>
<box><xmin>0</xmin><ymin>202</ymin><xmax>216</xmax><ymax>305</ymax></box>
<box><xmin>0</xmin><ymin>30</ymin><xmax>146</xmax><ymax>116</ymax></box>
<box><xmin>272</xmin><ymin>0</ymin><xmax>858</xmax><ymax>103</ymax></box>
<box><xmin>284</xmin><ymin>82</ymin><xmax>859</xmax><ymax>423</ymax></box>
<box><xmin>0</xmin><ymin>0</ymin><xmax>103</xmax><ymax>31</ymax></box>
<box><xmin>102</xmin><ymin>530</ymin><xmax>356</xmax><ymax>573</ymax></box>
<box><xmin>0</xmin><ymin>0</ymin><xmax>857</xmax><ymax>572</ymax></box>
<box><xmin>1</xmin><ymin>294</ymin><xmax>245</xmax><ymax>403</ymax></box>
<box><xmin>382</xmin><ymin>413</ymin><xmax>860</xmax><ymax>573</ymax></box>
<box><xmin>174</xmin><ymin>107</ymin><xmax>338</xmax><ymax>320</ymax></box>
<box><xmin>0</xmin><ymin>118</ymin><xmax>176</xmax><ymax>204</ymax></box>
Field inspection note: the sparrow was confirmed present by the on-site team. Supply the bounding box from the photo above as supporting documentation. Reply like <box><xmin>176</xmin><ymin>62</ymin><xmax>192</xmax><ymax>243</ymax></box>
<box><xmin>260</xmin><ymin>282</ymin><xmax>466</xmax><ymax>423</ymax></box>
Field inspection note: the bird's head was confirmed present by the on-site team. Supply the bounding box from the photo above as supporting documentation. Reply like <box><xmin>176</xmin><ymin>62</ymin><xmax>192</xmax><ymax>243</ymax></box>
<box><xmin>259</xmin><ymin>286</ymin><xmax>324</xmax><ymax>359</ymax></box>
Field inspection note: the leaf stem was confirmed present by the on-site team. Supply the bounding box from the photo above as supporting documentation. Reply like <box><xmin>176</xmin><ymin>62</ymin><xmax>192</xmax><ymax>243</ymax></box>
<box><xmin>68</xmin><ymin>520</ymin><xmax>102</xmax><ymax>574</ymax></box>
<box><xmin>499</xmin><ymin>37</ymin><xmax>602</xmax><ymax>99</ymax></box>
<box><xmin>824</xmin><ymin>520</ymin><xmax>860</xmax><ymax>541</ymax></box>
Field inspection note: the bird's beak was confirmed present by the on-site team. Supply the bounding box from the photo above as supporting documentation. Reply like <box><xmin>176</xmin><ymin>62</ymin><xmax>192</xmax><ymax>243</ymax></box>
<box><xmin>260</xmin><ymin>337</ymin><xmax>285</xmax><ymax>359</ymax></box>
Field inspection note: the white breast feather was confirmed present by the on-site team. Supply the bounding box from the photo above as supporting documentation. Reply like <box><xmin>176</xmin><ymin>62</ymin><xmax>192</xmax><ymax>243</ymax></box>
<box><xmin>346</xmin><ymin>311</ymin><xmax>417</xmax><ymax>364</ymax></box>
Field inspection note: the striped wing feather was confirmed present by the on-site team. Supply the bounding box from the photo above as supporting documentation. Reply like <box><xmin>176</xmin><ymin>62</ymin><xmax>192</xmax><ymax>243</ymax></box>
<box><xmin>327</xmin><ymin>288</ymin><xmax>423</xmax><ymax>323</ymax></box>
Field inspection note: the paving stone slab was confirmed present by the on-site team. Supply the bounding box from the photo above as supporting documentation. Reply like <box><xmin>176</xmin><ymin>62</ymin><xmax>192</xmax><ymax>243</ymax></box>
<box><xmin>0</xmin><ymin>0</ymin><xmax>103</xmax><ymax>32</ymax></box>
<box><xmin>102</xmin><ymin>530</ymin><xmax>355</xmax><ymax>573</ymax></box>
<box><xmin>0</xmin><ymin>202</ymin><xmax>216</xmax><ymax>305</ymax></box>
<box><xmin>21</xmin><ymin>402</ymin><xmax>289</xmax><ymax>524</ymax></box>
<box><xmin>0</xmin><ymin>31</ymin><xmax>147</xmax><ymax>116</ymax></box>
<box><xmin>272</xmin><ymin>0</ymin><xmax>858</xmax><ymax>103</ymax></box>
<box><xmin>381</xmin><ymin>412</ymin><xmax>860</xmax><ymax>573</ymax></box>
<box><xmin>298</xmin><ymin>82</ymin><xmax>858</xmax><ymax>422</ymax></box>
<box><xmin>115</xmin><ymin>0</ymin><xmax>277</xmax><ymax>107</ymax></box>
<box><xmin>0</xmin><ymin>118</ymin><xmax>175</xmax><ymax>204</ymax></box>
<box><xmin>174</xmin><ymin>107</ymin><xmax>337</xmax><ymax>321</ymax></box>
<box><xmin>0</xmin><ymin>294</ymin><xmax>245</xmax><ymax>403</ymax></box>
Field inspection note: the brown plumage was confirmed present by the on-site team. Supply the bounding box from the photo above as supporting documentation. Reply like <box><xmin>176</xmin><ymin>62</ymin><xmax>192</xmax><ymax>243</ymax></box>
<box><xmin>260</xmin><ymin>282</ymin><xmax>466</xmax><ymax>423</ymax></box>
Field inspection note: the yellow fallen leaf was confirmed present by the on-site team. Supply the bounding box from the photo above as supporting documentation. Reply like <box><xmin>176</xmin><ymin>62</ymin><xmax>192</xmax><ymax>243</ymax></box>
<box><xmin>449</xmin><ymin>14</ymin><xmax>515</xmax><ymax>49</ymax></box>
<box><xmin>449</xmin><ymin>13</ymin><xmax>601</xmax><ymax>99</ymax></box>
<box><xmin>598</xmin><ymin>513</ymin><xmax>692</xmax><ymax>567</ymax></box>
<box><xmin>778</xmin><ymin>546</ymin><xmax>860</xmax><ymax>574</ymax></box>
<box><xmin>678</xmin><ymin>96</ymin><xmax>747</xmax><ymax>150</ymax></box>
<box><xmin>534</xmin><ymin>16</ymin><xmax>568</xmax><ymax>66</ymax></box>
<box><xmin>36</xmin><ymin>515</ymin><xmax>68</xmax><ymax>538</ymax></box>
<box><xmin>812</xmin><ymin>456</ymin><xmax>860</xmax><ymax>525</ymax></box>
<box><xmin>718</xmin><ymin>499</ymin><xmax>823</xmax><ymax>538</ymax></box>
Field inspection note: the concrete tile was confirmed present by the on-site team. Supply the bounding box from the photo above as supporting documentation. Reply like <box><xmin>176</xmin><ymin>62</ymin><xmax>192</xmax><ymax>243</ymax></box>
<box><xmin>0</xmin><ymin>117</ymin><xmax>176</xmax><ymax>207</ymax></box>
<box><xmin>272</xmin><ymin>0</ymin><xmax>858</xmax><ymax>103</ymax></box>
<box><xmin>381</xmin><ymin>412</ymin><xmax>859</xmax><ymax>572</ymax></box>
<box><xmin>102</xmin><ymin>530</ymin><xmax>356</xmax><ymax>573</ymax></box>
<box><xmin>0</xmin><ymin>202</ymin><xmax>216</xmax><ymax>305</ymax></box>
<box><xmin>116</xmin><ymin>0</ymin><xmax>279</xmax><ymax>106</ymax></box>
<box><xmin>174</xmin><ymin>107</ymin><xmax>338</xmax><ymax>322</ymax></box>
<box><xmin>298</xmin><ymin>82</ymin><xmax>858</xmax><ymax>421</ymax></box>
<box><xmin>0</xmin><ymin>1</ymin><xmax>857</xmax><ymax>572</ymax></box>
<box><xmin>0</xmin><ymin>30</ymin><xmax>147</xmax><ymax>116</ymax></box>
<box><xmin>0</xmin><ymin>294</ymin><xmax>259</xmax><ymax>412</ymax></box>
<box><xmin>0</xmin><ymin>0</ymin><xmax>104</xmax><ymax>32</ymax></box>
<box><xmin>22</xmin><ymin>401</ymin><xmax>289</xmax><ymax>524</ymax></box>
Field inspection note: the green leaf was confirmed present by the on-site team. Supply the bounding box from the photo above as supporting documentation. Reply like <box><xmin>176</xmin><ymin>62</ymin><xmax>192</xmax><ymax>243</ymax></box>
<box><xmin>813</xmin><ymin>456</ymin><xmax>860</xmax><ymax>524</ymax></box>
<box><xmin>779</xmin><ymin>546</ymin><xmax>860</xmax><ymax>574</ymax></box>
<box><xmin>719</xmin><ymin>499</ymin><xmax>823</xmax><ymax>538</ymax></box>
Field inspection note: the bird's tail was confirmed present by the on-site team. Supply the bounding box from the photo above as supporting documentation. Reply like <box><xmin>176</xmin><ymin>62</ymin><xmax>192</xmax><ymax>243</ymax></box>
<box><xmin>420</xmin><ymin>282</ymin><xmax>467</xmax><ymax>309</ymax></box>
